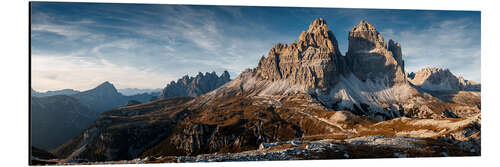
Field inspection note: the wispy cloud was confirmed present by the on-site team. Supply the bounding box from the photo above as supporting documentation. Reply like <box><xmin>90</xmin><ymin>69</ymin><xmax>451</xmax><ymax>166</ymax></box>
<box><xmin>30</xmin><ymin>3</ymin><xmax>480</xmax><ymax>91</ymax></box>
<box><xmin>31</xmin><ymin>24</ymin><xmax>90</xmax><ymax>40</ymax></box>
<box><xmin>380</xmin><ymin>18</ymin><xmax>481</xmax><ymax>82</ymax></box>
<box><xmin>31</xmin><ymin>54</ymin><xmax>175</xmax><ymax>91</ymax></box>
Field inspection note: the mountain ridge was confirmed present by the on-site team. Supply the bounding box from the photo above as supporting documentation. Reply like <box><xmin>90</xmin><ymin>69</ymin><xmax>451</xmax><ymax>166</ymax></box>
<box><xmin>409</xmin><ymin>67</ymin><xmax>480</xmax><ymax>91</ymax></box>
<box><xmin>31</xmin><ymin>95</ymin><xmax>99</xmax><ymax>150</ymax></box>
<box><xmin>159</xmin><ymin>70</ymin><xmax>231</xmax><ymax>99</ymax></box>
<box><xmin>31</xmin><ymin>88</ymin><xmax>80</xmax><ymax>97</ymax></box>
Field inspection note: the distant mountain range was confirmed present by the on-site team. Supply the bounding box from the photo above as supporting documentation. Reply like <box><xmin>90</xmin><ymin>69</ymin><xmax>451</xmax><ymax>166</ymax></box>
<box><xmin>31</xmin><ymin>81</ymin><xmax>159</xmax><ymax>150</ymax></box>
<box><xmin>71</xmin><ymin>81</ymin><xmax>132</xmax><ymax>113</ymax></box>
<box><xmin>31</xmin><ymin>95</ymin><xmax>99</xmax><ymax>150</ymax></box>
<box><xmin>159</xmin><ymin>71</ymin><xmax>231</xmax><ymax>99</ymax></box>
<box><xmin>31</xmin><ymin>88</ymin><xmax>79</xmax><ymax>97</ymax></box>
<box><xmin>408</xmin><ymin>67</ymin><xmax>480</xmax><ymax>92</ymax></box>
<box><xmin>32</xmin><ymin>87</ymin><xmax>162</xmax><ymax>97</ymax></box>
<box><xmin>117</xmin><ymin>88</ymin><xmax>162</xmax><ymax>96</ymax></box>
<box><xmin>31</xmin><ymin>72</ymin><xmax>232</xmax><ymax>151</ymax></box>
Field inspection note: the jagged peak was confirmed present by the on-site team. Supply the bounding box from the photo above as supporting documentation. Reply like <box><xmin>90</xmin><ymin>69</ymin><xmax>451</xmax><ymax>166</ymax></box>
<box><xmin>387</xmin><ymin>39</ymin><xmax>404</xmax><ymax>71</ymax></box>
<box><xmin>348</xmin><ymin>20</ymin><xmax>386</xmax><ymax>49</ymax></box>
<box><xmin>388</xmin><ymin>39</ymin><xmax>402</xmax><ymax>53</ymax></box>
<box><xmin>307</xmin><ymin>18</ymin><xmax>329</xmax><ymax>33</ymax></box>
<box><xmin>172</xmin><ymin>71</ymin><xmax>231</xmax><ymax>85</ymax></box>
<box><xmin>159</xmin><ymin>71</ymin><xmax>232</xmax><ymax>98</ymax></box>
<box><xmin>351</xmin><ymin>20</ymin><xmax>378</xmax><ymax>32</ymax></box>
<box><xmin>417</xmin><ymin>67</ymin><xmax>451</xmax><ymax>73</ymax></box>
<box><xmin>256</xmin><ymin>18</ymin><xmax>342</xmax><ymax>89</ymax></box>
<box><xmin>410</xmin><ymin>67</ymin><xmax>480</xmax><ymax>91</ymax></box>
<box><xmin>388</xmin><ymin>39</ymin><xmax>401</xmax><ymax>48</ymax></box>
<box><xmin>410</xmin><ymin>67</ymin><xmax>456</xmax><ymax>84</ymax></box>
<box><xmin>221</xmin><ymin>70</ymin><xmax>230</xmax><ymax>79</ymax></box>
<box><xmin>297</xmin><ymin>18</ymin><xmax>341</xmax><ymax>54</ymax></box>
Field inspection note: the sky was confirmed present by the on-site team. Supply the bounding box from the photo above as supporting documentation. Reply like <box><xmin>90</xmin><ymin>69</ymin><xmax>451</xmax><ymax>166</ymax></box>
<box><xmin>30</xmin><ymin>2</ymin><xmax>481</xmax><ymax>91</ymax></box>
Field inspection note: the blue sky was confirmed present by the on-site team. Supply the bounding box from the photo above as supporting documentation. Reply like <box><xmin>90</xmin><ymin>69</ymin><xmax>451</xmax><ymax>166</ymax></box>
<box><xmin>30</xmin><ymin>2</ymin><xmax>481</xmax><ymax>91</ymax></box>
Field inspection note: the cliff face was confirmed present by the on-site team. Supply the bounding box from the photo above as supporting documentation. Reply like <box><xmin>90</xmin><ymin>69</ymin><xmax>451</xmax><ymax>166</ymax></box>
<box><xmin>255</xmin><ymin>19</ymin><xmax>408</xmax><ymax>95</ymax></box>
<box><xmin>345</xmin><ymin>21</ymin><xmax>406</xmax><ymax>86</ymax></box>
<box><xmin>409</xmin><ymin>67</ymin><xmax>481</xmax><ymax>91</ymax></box>
<box><xmin>250</xmin><ymin>19</ymin><xmax>414</xmax><ymax>118</ymax></box>
<box><xmin>159</xmin><ymin>71</ymin><xmax>231</xmax><ymax>99</ymax></box>
<box><xmin>256</xmin><ymin>18</ymin><xmax>342</xmax><ymax>90</ymax></box>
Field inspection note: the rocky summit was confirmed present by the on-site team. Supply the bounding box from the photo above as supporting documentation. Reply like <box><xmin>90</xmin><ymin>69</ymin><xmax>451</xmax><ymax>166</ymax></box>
<box><xmin>409</xmin><ymin>67</ymin><xmax>481</xmax><ymax>91</ymax></box>
<box><xmin>257</xmin><ymin>18</ymin><xmax>342</xmax><ymax>90</ymax></box>
<box><xmin>346</xmin><ymin>21</ymin><xmax>406</xmax><ymax>85</ymax></box>
<box><xmin>159</xmin><ymin>71</ymin><xmax>231</xmax><ymax>99</ymax></box>
<box><xmin>50</xmin><ymin>18</ymin><xmax>480</xmax><ymax>164</ymax></box>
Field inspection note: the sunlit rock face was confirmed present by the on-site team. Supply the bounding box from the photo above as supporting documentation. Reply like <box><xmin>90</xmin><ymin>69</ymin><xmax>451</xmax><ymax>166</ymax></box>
<box><xmin>409</xmin><ymin>67</ymin><xmax>481</xmax><ymax>91</ymax></box>
<box><xmin>256</xmin><ymin>18</ymin><xmax>343</xmax><ymax>90</ymax></box>
<box><xmin>159</xmin><ymin>71</ymin><xmax>231</xmax><ymax>98</ymax></box>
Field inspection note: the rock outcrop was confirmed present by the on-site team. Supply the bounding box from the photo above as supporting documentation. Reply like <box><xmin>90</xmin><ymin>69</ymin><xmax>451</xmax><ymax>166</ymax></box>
<box><xmin>256</xmin><ymin>18</ymin><xmax>342</xmax><ymax>90</ymax></box>
<box><xmin>459</xmin><ymin>76</ymin><xmax>481</xmax><ymax>91</ymax></box>
<box><xmin>159</xmin><ymin>71</ymin><xmax>231</xmax><ymax>99</ymax></box>
<box><xmin>345</xmin><ymin>21</ymin><xmax>406</xmax><ymax>85</ymax></box>
<box><xmin>409</xmin><ymin>67</ymin><xmax>480</xmax><ymax>91</ymax></box>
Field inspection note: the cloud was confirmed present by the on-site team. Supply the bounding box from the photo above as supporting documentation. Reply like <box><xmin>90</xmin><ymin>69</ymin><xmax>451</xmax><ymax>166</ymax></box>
<box><xmin>31</xmin><ymin>24</ymin><xmax>90</xmax><ymax>40</ymax></box>
<box><xmin>380</xmin><ymin>18</ymin><xmax>481</xmax><ymax>82</ymax></box>
<box><xmin>31</xmin><ymin>55</ymin><xmax>175</xmax><ymax>91</ymax></box>
<box><xmin>31</xmin><ymin>4</ymin><xmax>481</xmax><ymax>92</ymax></box>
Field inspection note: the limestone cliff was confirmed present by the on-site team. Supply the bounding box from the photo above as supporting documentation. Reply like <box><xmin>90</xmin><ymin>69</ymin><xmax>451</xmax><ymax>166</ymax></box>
<box><xmin>159</xmin><ymin>71</ymin><xmax>231</xmax><ymax>99</ymax></box>
<box><xmin>256</xmin><ymin>18</ymin><xmax>342</xmax><ymax>90</ymax></box>
<box><xmin>345</xmin><ymin>21</ymin><xmax>406</xmax><ymax>85</ymax></box>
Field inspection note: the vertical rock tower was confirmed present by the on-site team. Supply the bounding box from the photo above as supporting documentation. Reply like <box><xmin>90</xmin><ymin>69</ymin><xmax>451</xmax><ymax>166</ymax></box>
<box><xmin>346</xmin><ymin>21</ymin><xmax>406</xmax><ymax>86</ymax></box>
<box><xmin>256</xmin><ymin>18</ymin><xmax>343</xmax><ymax>90</ymax></box>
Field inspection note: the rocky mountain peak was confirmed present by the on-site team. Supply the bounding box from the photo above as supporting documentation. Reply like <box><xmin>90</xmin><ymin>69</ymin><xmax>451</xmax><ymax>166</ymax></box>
<box><xmin>388</xmin><ymin>39</ymin><xmax>404</xmax><ymax>70</ymax></box>
<box><xmin>346</xmin><ymin>21</ymin><xmax>406</xmax><ymax>85</ymax></box>
<box><xmin>409</xmin><ymin>67</ymin><xmax>480</xmax><ymax>91</ymax></box>
<box><xmin>221</xmin><ymin>70</ymin><xmax>230</xmax><ymax>80</ymax></box>
<box><xmin>256</xmin><ymin>18</ymin><xmax>341</xmax><ymax>90</ymax></box>
<box><xmin>92</xmin><ymin>81</ymin><xmax>119</xmax><ymax>94</ymax></box>
<box><xmin>297</xmin><ymin>18</ymin><xmax>341</xmax><ymax>54</ymax></box>
<box><xmin>307</xmin><ymin>18</ymin><xmax>328</xmax><ymax>32</ymax></box>
<box><xmin>96</xmin><ymin>81</ymin><xmax>114</xmax><ymax>88</ymax></box>
<box><xmin>348</xmin><ymin>20</ymin><xmax>386</xmax><ymax>50</ymax></box>
<box><xmin>160</xmin><ymin>71</ymin><xmax>231</xmax><ymax>99</ymax></box>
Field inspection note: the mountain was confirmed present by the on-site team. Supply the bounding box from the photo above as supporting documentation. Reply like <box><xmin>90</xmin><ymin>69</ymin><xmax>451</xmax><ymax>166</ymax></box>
<box><xmin>71</xmin><ymin>81</ymin><xmax>128</xmax><ymax>113</ymax></box>
<box><xmin>409</xmin><ymin>67</ymin><xmax>481</xmax><ymax>91</ymax></box>
<box><xmin>70</xmin><ymin>81</ymin><xmax>159</xmax><ymax>113</ymax></box>
<box><xmin>127</xmin><ymin>91</ymin><xmax>161</xmax><ymax>103</ymax></box>
<box><xmin>117</xmin><ymin>88</ymin><xmax>162</xmax><ymax>96</ymax></box>
<box><xmin>256</xmin><ymin>19</ymin><xmax>417</xmax><ymax>120</ymax></box>
<box><xmin>31</xmin><ymin>82</ymin><xmax>160</xmax><ymax>151</ymax></box>
<box><xmin>31</xmin><ymin>88</ymin><xmax>80</xmax><ymax>97</ymax></box>
<box><xmin>159</xmin><ymin>71</ymin><xmax>231</xmax><ymax>99</ymax></box>
<box><xmin>31</xmin><ymin>95</ymin><xmax>99</xmax><ymax>150</ymax></box>
<box><xmin>52</xmin><ymin>18</ymin><xmax>480</xmax><ymax>163</ymax></box>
